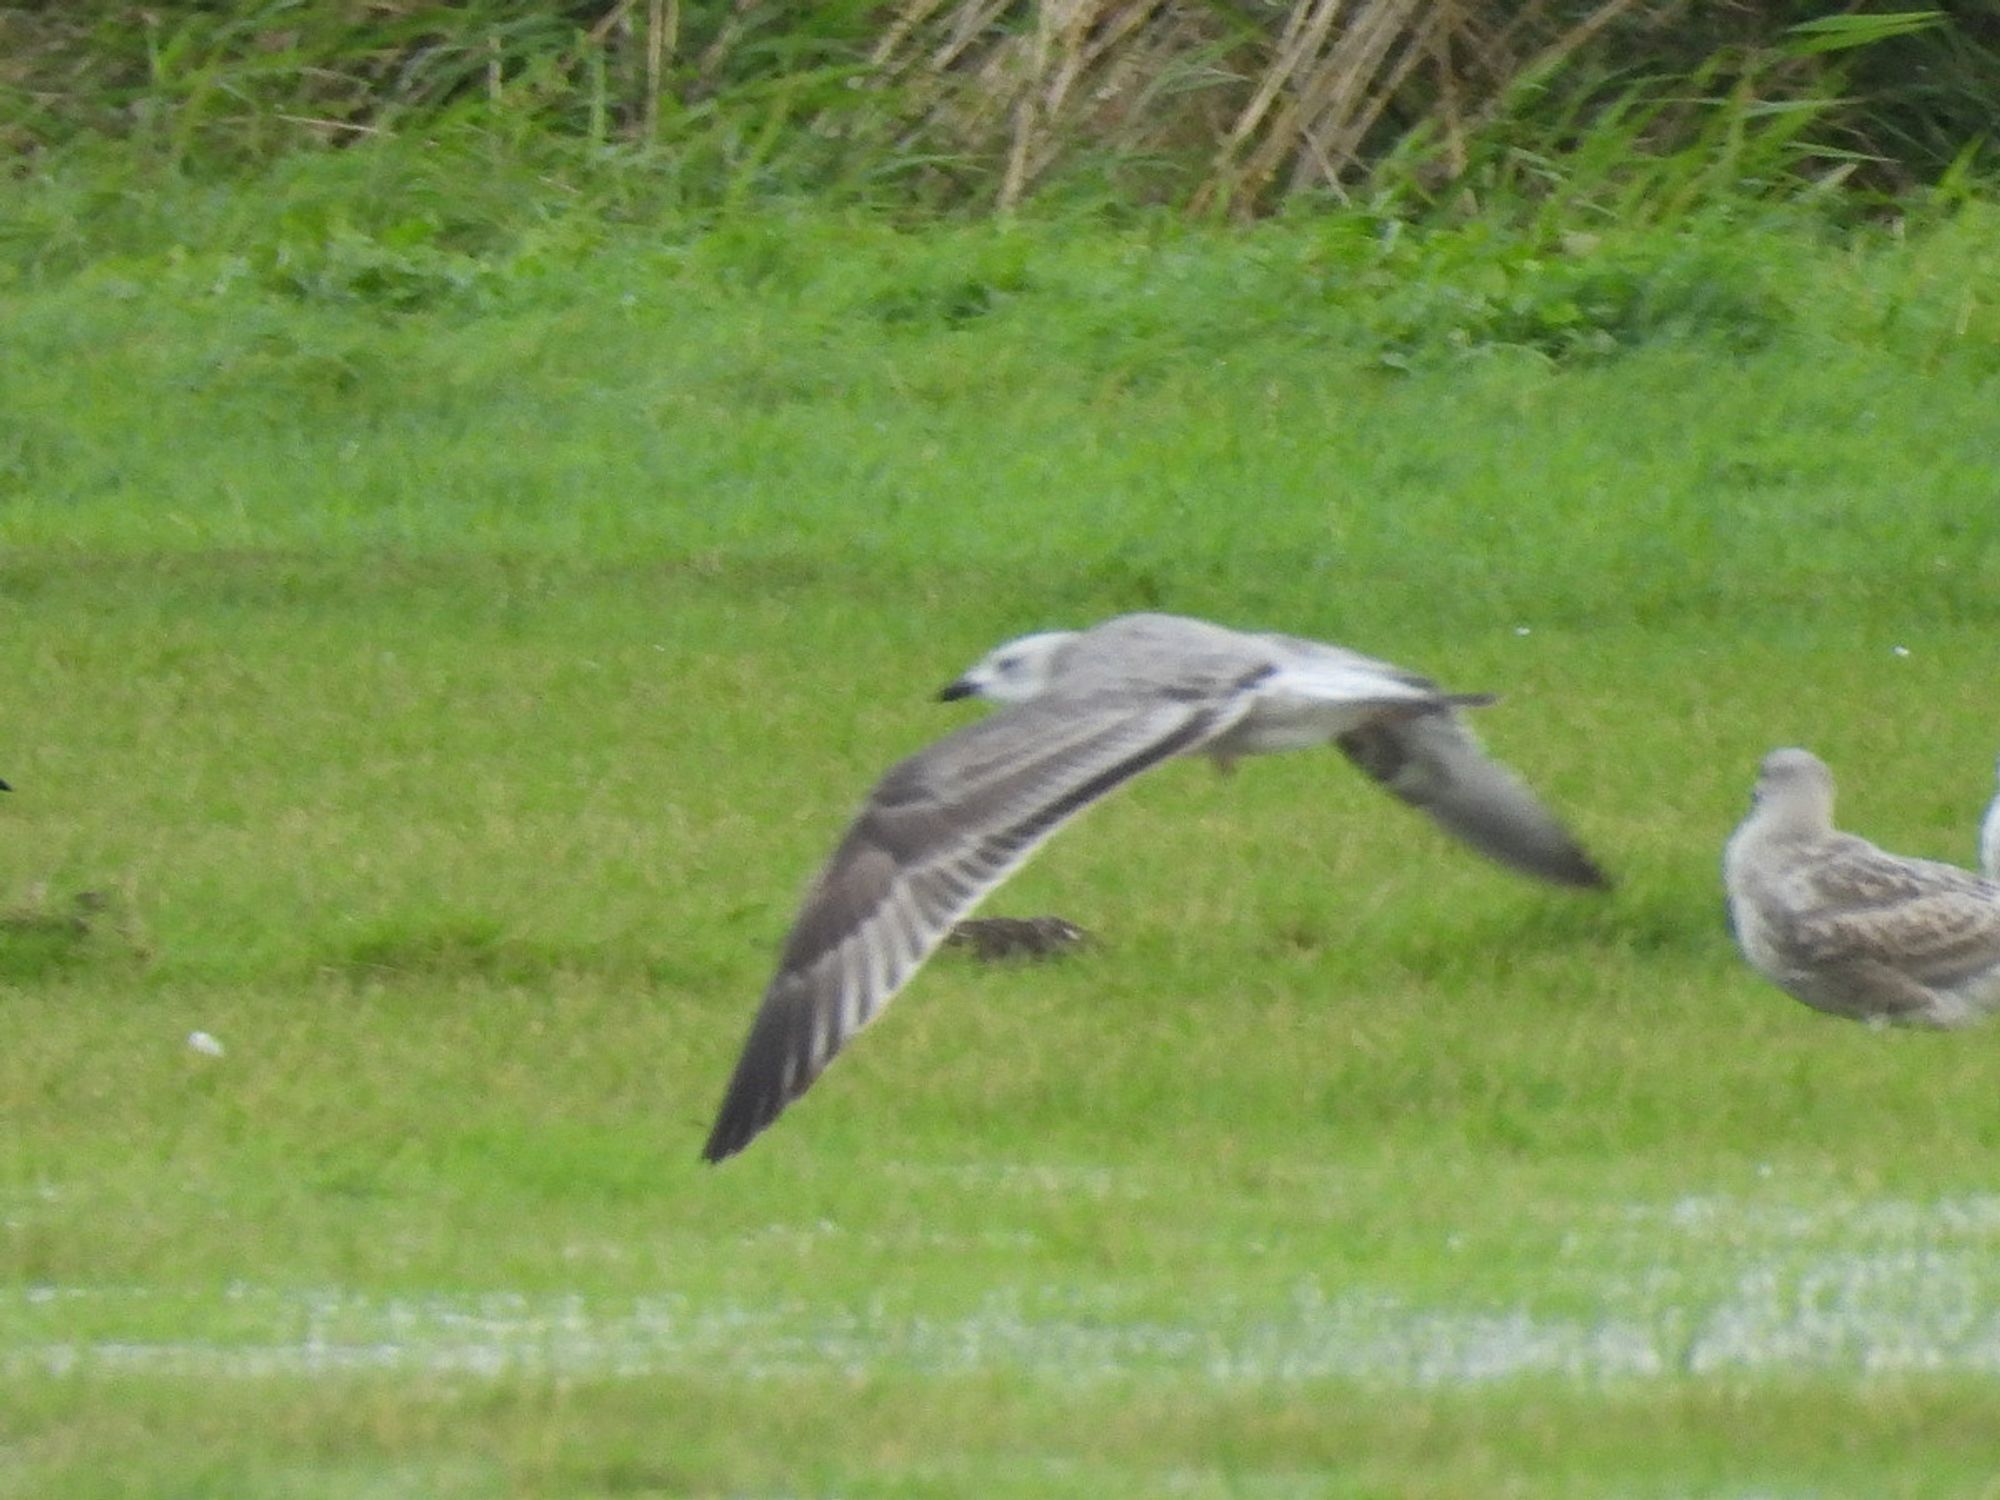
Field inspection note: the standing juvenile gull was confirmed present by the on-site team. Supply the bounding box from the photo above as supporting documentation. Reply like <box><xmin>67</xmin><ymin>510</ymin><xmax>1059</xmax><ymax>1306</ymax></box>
<box><xmin>1724</xmin><ymin>747</ymin><xmax>2000</xmax><ymax>1029</ymax></box>
<box><xmin>1979</xmin><ymin>753</ymin><xmax>2000</xmax><ymax>880</ymax></box>
<box><xmin>702</xmin><ymin>612</ymin><xmax>1610</xmax><ymax>1162</ymax></box>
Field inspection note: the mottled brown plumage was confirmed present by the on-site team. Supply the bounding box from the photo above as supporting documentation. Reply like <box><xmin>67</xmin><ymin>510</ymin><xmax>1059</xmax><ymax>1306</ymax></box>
<box><xmin>1725</xmin><ymin>747</ymin><xmax>2000</xmax><ymax>1028</ymax></box>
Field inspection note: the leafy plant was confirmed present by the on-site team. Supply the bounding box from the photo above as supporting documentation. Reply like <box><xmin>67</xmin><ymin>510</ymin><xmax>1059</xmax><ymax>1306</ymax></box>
<box><xmin>2</xmin><ymin>3</ymin><xmax>1992</xmax><ymax>216</ymax></box>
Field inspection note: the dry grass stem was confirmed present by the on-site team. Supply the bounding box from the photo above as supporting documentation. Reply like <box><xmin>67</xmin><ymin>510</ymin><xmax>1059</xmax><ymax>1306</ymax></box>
<box><xmin>863</xmin><ymin>1</ymin><xmax>1691</xmax><ymax>214</ymax></box>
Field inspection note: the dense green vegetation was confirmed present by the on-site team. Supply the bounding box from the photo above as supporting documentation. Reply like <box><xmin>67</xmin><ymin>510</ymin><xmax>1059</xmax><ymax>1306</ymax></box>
<box><xmin>7</xmin><ymin>2</ymin><xmax>1996</xmax><ymax>213</ymax></box>
<box><xmin>8</xmin><ymin>3</ymin><xmax>2000</xmax><ymax>1493</ymax></box>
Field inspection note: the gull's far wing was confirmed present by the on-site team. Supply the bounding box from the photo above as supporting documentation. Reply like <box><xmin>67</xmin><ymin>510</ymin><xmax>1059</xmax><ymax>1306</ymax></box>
<box><xmin>1334</xmin><ymin>713</ymin><xmax>1610</xmax><ymax>889</ymax></box>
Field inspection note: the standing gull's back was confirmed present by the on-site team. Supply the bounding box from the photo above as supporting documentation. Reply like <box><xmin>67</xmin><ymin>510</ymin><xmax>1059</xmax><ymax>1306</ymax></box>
<box><xmin>1725</xmin><ymin>747</ymin><xmax>2000</xmax><ymax>1028</ymax></box>
<box><xmin>702</xmin><ymin>612</ymin><xmax>1609</xmax><ymax>1162</ymax></box>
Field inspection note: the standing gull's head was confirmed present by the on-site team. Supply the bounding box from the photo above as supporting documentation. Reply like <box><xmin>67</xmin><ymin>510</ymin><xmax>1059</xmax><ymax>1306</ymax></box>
<box><xmin>1747</xmin><ymin>746</ymin><xmax>1837</xmax><ymax>833</ymax></box>
<box><xmin>937</xmin><ymin>630</ymin><xmax>1077</xmax><ymax>705</ymax></box>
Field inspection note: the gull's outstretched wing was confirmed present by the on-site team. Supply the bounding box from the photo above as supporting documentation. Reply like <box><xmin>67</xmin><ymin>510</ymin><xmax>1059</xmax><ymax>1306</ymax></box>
<box><xmin>701</xmin><ymin>687</ymin><xmax>1251</xmax><ymax>1162</ymax></box>
<box><xmin>1333</xmin><ymin>714</ymin><xmax>1610</xmax><ymax>890</ymax></box>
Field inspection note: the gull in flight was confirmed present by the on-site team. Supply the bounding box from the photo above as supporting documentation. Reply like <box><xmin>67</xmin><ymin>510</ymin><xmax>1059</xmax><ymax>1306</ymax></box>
<box><xmin>702</xmin><ymin>612</ymin><xmax>1609</xmax><ymax>1162</ymax></box>
<box><xmin>1725</xmin><ymin>747</ymin><xmax>2000</xmax><ymax>1029</ymax></box>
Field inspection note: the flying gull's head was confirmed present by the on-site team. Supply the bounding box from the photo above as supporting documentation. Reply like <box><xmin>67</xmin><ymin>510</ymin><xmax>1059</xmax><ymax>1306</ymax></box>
<box><xmin>937</xmin><ymin>630</ymin><xmax>1077</xmax><ymax>706</ymax></box>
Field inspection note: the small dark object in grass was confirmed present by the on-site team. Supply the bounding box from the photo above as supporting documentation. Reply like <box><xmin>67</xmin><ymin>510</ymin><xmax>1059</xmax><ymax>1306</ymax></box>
<box><xmin>0</xmin><ymin>886</ymin><xmax>146</xmax><ymax>981</ymax></box>
<box><xmin>944</xmin><ymin>915</ymin><xmax>1093</xmax><ymax>963</ymax></box>
<box><xmin>0</xmin><ymin>888</ymin><xmax>107</xmax><ymax>938</ymax></box>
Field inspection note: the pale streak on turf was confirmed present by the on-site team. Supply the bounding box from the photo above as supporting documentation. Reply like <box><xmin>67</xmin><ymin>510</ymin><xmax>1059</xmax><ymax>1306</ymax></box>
<box><xmin>15</xmin><ymin>1199</ymin><xmax>2000</xmax><ymax>1384</ymax></box>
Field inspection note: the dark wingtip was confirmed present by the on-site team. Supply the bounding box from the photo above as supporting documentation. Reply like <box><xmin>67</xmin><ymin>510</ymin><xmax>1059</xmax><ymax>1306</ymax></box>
<box><xmin>1570</xmin><ymin>860</ymin><xmax>1615</xmax><ymax>892</ymax></box>
<box><xmin>701</xmin><ymin>982</ymin><xmax>818</xmax><ymax>1164</ymax></box>
<box><xmin>1543</xmin><ymin>846</ymin><xmax>1614</xmax><ymax>892</ymax></box>
<box><xmin>700</xmin><ymin>1067</ymin><xmax>781</xmax><ymax>1165</ymax></box>
<box><xmin>700</xmin><ymin>1126</ymin><xmax>746</xmax><ymax>1165</ymax></box>
<box><xmin>1477</xmin><ymin>843</ymin><xmax>1614</xmax><ymax>892</ymax></box>
<box><xmin>0</xmin><ymin>778</ymin><xmax>10</xmax><ymax>792</ymax></box>
<box><xmin>701</xmin><ymin>1082</ymin><xmax>777</xmax><ymax>1164</ymax></box>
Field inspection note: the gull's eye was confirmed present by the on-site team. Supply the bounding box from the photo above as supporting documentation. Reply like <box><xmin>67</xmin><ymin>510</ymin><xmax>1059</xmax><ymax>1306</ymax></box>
<box><xmin>998</xmin><ymin>655</ymin><xmax>1022</xmax><ymax>674</ymax></box>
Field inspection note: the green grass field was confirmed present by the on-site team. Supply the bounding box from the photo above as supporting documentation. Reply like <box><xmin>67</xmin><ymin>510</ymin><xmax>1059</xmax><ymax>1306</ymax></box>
<box><xmin>8</xmin><ymin>189</ymin><xmax>2000</xmax><ymax>1495</ymax></box>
